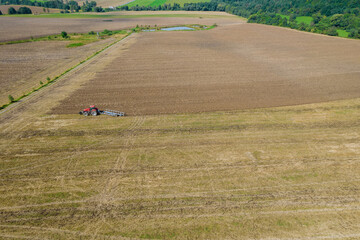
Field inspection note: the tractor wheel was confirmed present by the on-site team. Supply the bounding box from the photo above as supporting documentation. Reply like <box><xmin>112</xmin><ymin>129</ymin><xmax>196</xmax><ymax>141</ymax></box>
<box><xmin>83</xmin><ymin>111</ymin><xmax>89</xmax><ymax>116</ymax></box>
<box><xmin>91</xmin><ymin>110</ymin><xmax>98</xmax><ymax>116</ymax></box>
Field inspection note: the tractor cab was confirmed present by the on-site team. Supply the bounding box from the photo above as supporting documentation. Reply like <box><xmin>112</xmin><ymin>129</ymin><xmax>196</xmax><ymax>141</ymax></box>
<box><xmin>79</xmin><ymin>105</ymin><xmax>99</xmax><ymax>116</ymax></box>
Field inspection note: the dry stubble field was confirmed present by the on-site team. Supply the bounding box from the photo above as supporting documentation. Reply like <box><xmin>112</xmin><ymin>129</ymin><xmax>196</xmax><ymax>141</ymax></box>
<box><xmin>1</xmin><ymin>18</ymin><xmax>360</xmax><ymax>239</ymax></box>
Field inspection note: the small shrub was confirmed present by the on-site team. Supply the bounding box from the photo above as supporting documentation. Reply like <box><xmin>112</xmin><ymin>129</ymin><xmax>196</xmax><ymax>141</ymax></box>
<box><xmin>8</xmin><ymin>95</ymin><xmax>14</xmax><ymax>103</ymax></box>
<box><xmin>46</xmin><ymin>77</ymin><xmax>50</xmax><ymax>82</ymax></box>
<box><xmin>88</xmin><ymin>31</ymin><xmax>95</xmax><ymax>35</ymax></box>
<box><xmin>326</xmin><ymin>27</ymin><xmax>338</xmax><ymax>36</ymax></box>
<box><xmin>102</xmin><ymin>29</ymin><xmax>112</xmax><ymax>35</ymax></box>
<box><xmin>40</xmin><ymin>81</ymin><xmax>43</xmax><ymax>85</ymax></box>
<box><xmin>61</xmin><ymin>31</ymin><xmax>68</xmax><ymax>39</ymax></box>
<box><xmin>18</xmin><ymin>7</ymin><xmax>32</xmax><ymax>14</ymax></box>
<box><xmin>8</xmin><ymin>7</ymin><xmax>17</xmax><ymax>15</ymax></box>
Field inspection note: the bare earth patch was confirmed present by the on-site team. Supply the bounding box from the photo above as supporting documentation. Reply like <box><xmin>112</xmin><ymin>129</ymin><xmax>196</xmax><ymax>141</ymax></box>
<box><xmin>53</xmin><ymin>23</ymin><xmax>360</xmax><ymax>115</ymax></box>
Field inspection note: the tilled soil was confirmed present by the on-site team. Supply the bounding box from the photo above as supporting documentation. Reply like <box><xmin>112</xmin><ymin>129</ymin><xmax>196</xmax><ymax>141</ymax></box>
<box><xmin>0</xmin><ymin>38</ymin><xmax>115</xmax><ymax>105</ymax></box>
<box><xmin>54</xmin><ymin>23</ymin><xmax>360</xmax><ymax>115</ymax></box>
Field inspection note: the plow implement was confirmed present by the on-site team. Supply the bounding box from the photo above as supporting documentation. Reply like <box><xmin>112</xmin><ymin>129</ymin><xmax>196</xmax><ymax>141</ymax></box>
<box><xmin>79</xmin><ymin>105</ymin><xmax>125</xmax><ymax>117</ymax></box>
<box><xmin>99</xmin><ymin>110</ymin><xmax>125</xmax><ymax>117</ymax></box>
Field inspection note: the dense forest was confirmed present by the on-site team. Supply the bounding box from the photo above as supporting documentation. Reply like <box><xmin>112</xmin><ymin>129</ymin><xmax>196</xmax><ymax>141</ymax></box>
<box><xmin>120</xmin><ymin>0</ymin><xmax>360</xmax><ymax>38</ymax></box>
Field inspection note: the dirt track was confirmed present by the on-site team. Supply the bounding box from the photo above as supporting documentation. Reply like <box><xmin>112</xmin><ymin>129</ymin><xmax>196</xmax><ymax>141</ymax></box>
<box><xmin>54</xmin><ymin>23</ymin><xmax>360</xmax><ymax>115</ymax></box>
<box><xmin>0</xmin><ymin>15</ymin><xmax>241</xmax><ymax>42</ymax></box>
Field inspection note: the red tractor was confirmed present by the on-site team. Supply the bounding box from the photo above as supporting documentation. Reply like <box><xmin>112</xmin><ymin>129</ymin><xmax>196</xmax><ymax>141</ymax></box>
<box><xmin>79</xmin><ymin>105</ymin><xmax>99</xmax><ymax>116</ymax></box>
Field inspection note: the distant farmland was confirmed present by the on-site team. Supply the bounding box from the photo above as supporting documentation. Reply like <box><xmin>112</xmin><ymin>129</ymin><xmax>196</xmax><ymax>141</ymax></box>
<box><xmin>0</xmin><ymin>13</ymin><xmax>238</xmax><ymax>42</ymax></box>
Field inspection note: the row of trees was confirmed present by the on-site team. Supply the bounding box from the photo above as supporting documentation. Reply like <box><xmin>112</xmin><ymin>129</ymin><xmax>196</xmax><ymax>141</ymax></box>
<box><xmin>0</xmin><ymin>0</ymin><xmax>104</xmax><ymax>12</ymax></box>
<box><xmin>119</xmin><ymin>2</ymin><xmax>224</xmax><ymax>11</ymax></box>
<box><xmin>0</xmin><ymin>0</ymin><xmax>77</xmax><ymax>10</ymax></box>
<box><xmin>209</xmin><ymin>0</ymin><xmax>360</xmax><ymax>18</ymax></box>
<box><xmin>7</xmin><ymin>6</ymin><xmax>32</xmax><ymax>14</ymax></box>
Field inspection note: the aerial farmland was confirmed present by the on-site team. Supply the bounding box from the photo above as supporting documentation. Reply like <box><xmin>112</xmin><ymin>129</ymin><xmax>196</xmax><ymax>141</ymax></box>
<box><xmin>0</xmin><ymin>9</ymin><xmax>360</xmax><ymax>240</ymax></box>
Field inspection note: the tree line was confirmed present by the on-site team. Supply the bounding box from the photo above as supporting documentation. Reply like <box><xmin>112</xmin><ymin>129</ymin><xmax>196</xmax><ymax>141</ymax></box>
<box><xmin>0</xmin><ymin>0</ymin><xmax>105</xmax><ymax>12</ymax></box>
<box><xmin>6</xmin><ymin>6</ymin><xmax>32</xmax><ymax>14</ymax></box>
<box><xmin>247</xmin><ymin>12</ymin><xmax>359</xmax><ymax>38</ymax></box>
<box><xmin>119</xmin><ymin>2</ymin><xmax>223</xmax><ymax>11</ymax></box>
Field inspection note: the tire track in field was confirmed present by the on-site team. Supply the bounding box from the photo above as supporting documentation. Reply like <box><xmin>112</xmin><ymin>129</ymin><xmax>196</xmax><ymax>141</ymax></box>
<box><xmin>0</xmin><ymin>224</ymin><xmax>133</xmax><ymax>240</ymax></box>
<box><xmin>2</xmin><ymin>154</ymin><xmax>360</xmax><ymax>179</ymax></box>
<box><xmin>1</xmin><ymin>178</ymin><xmax>359</xmax><ymax>211</ymax></box>
<box><xmin>85</xmin><ymin>116</ymin><xmax>147</xmax><ymax>238</ymax></box>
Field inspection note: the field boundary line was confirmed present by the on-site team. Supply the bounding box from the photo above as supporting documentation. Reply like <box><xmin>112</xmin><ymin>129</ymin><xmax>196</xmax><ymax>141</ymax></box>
<box><xmin>0</xmin><ymin>32</ymin><xmax>132</xmax><ymax>115</ymax></box>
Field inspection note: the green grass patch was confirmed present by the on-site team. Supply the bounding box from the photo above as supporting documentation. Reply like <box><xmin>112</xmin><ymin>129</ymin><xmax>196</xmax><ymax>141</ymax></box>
<box><xmin>278</xmin><ymin>14</ymin><xmax>289</xmax><ymax>20</ymax></box>
<box><xmin>277</xmin><ymin>14</ymin><xmax>313</xmax><ymax>25</ymax></box>
<box><xmin>295</xmin><ymin>16</ymin><xmax>313</xmax><ymax>25</ymax></box>
<box><xmin>337</xmin><ymin>29</ymin><xmax>349</xmax><ymax>38</ymax></box>
<box><xmin>126</xmin><ymin>0</ymin><xmax>156</xmax><ymax>7</ymax></box>
<box><xmin>149</xmin><ymin>0</ymin><xmax>168</xmax><ymax>7</ymax></box>
<box><xmin>66</xmin><ymin>42</ymin><xmax>84</xmax><ymax>48</ymax></box>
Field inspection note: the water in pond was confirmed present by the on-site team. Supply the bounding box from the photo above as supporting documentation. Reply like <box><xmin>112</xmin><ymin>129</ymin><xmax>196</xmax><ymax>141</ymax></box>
<box><xmin>161</xmin><ymin>27</ymin><xmax>195</xmax><ymax>31</ymax></box>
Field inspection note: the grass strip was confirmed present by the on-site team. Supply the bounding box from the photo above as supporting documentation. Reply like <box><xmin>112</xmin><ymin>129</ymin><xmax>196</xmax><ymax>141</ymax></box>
<box><xmin>0</xmin><ymin>30</ymin><xmax>127</xmax><ymax>46</ymax></box>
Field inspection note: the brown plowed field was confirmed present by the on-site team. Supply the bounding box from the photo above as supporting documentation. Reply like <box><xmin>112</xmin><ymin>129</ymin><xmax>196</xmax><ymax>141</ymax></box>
<box><xmin>54</xmin><ymin>23</ymin><xmax>360</xmax><ymax>115</ymax></box>
<box><xmin>0</xmin><ymin>15</ymin><xmax>242</xmax><ymax>42</ymax></box>
<box><xmin>0</xmin><ymin>38</ymin><xmax>116</xmax><ymax>105</ymax></box>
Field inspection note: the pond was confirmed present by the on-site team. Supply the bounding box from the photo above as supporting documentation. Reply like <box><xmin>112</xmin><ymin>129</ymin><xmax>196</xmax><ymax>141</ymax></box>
<box><xmin>161</xmin><ymin>27</ymin><xmax>195</xmax><ymax>31</ymax></box>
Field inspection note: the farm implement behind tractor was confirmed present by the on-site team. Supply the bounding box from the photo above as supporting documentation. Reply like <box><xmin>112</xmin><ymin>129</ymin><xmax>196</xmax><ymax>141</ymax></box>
<box><xmin>79</xmin><ymin>105</ymin><xmax>125</xmax><ymax>117</ymax></box>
